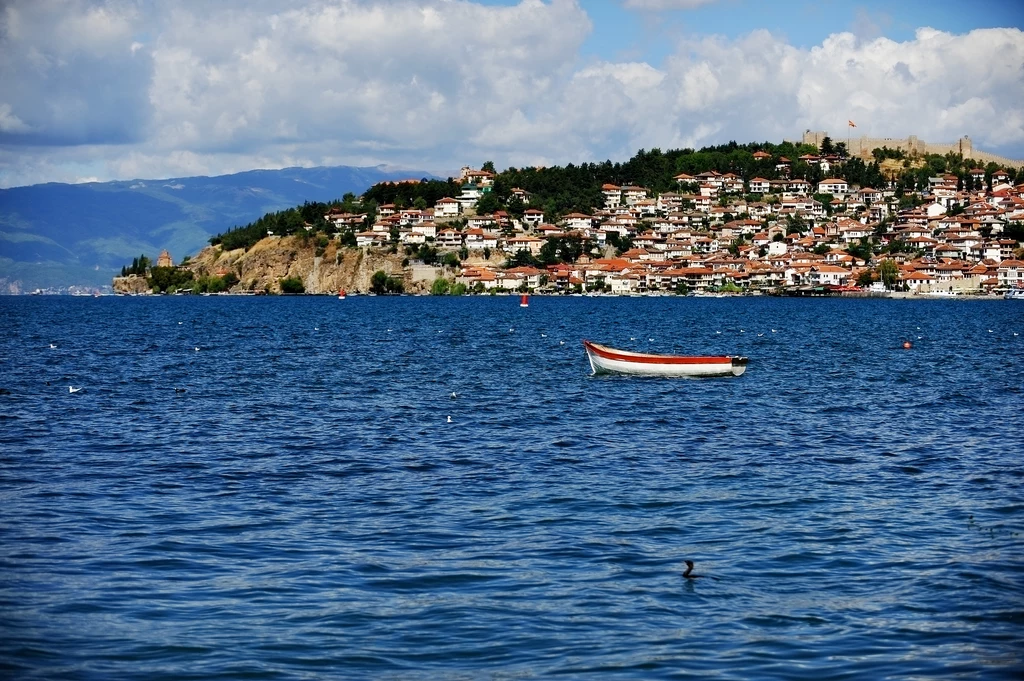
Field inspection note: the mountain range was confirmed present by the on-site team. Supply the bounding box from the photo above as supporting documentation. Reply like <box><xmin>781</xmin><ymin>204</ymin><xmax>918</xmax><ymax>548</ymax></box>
<box><xmin>0</xmin><ymin>165</ymin><xmax>436</xmax><ymax>291</ymax></box>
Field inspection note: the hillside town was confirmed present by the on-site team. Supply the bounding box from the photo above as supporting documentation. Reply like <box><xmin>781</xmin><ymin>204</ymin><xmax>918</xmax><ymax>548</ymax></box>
<box><xmin>334</xmin><ymin>154</ymin><xmax>1024</xmax><ymax>297</ymax></box>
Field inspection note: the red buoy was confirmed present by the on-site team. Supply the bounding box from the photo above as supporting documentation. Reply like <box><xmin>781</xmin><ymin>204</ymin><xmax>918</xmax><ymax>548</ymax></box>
<box><xmin>902</xmin><ymin>340</ymin><xmax>912</xmax><ymax>349</ymax></box>
<box><xmin>520</xmin><ymin>294</ymin><xmax>529</xmax><ymax>308</ymax></box>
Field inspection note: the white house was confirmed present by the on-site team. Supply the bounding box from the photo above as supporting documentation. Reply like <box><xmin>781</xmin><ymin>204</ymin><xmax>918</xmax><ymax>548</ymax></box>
<box><xmin>562</xmin><ymin>213</ymin><xmax>593</xmax><ymax>231</ymax></box>
<box><xmin>435</xmin><ymin>197</ymin><xmax>460</xmax><ymax>218</ymax></box>
<box><xmin>523</xmin><ymin>208</ymin><xmax>544</xmax><ymax>227</ymax></box>
<box><xmin>749</xmin><ymin>177</ymin><xmax>771</xmax><ymax>194</ymax></box>
<box><xmin>817</xmin><ymin>178</ymin><xmax>848</xmax><ymax>196</ymax></box>
<box><xmin>622</xmin><ymin>186</ymin><xmax>649</xmax><ymax>205</ymax></box>
<box><xmin>602</xmin><ymin>184</ymin><xmax>622</xmax><ymax>208</ymax></box>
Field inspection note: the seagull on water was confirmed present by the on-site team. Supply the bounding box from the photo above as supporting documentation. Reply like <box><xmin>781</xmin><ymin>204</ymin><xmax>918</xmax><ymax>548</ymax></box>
<box><xmin>194</xmin><ymin>346</ymin><xmax>200</xmax><ymax>352</ymax></box>
<box><xmin>446</xmin><ymin>415</ymin><xmax>452</xmax><ymax>423</ymax></box>
<box><xmin>49</xmin><ymin>343</ymin><xmax>57</xmax><ymax>349</ymax></box>
<box><xmin>559</xmin><ymin>340</ymin><xmax>565</xmax><ymax>345</ymax></box>
<box><xmin>175</xmin><ymin>388</ymin><xmax>187</xmax><ymax>394</ymax></box>
<box><xmin>541</xmin><ymin>333</ymin><xmax>547</xmax><ymax>337</ymax></box>
<box><xmin>450</xmin><ymin>391</ymin><xmax>458</xmax><ymax>399</ymax></box>
<box><xmin>69</xmin><ymin>386</ymin><xmax>83</xmax><ymax>393</ymax></box>
<box><xmin>772</xmin><ymin>329</ymin><xmax>777</xmax><ymax>333</ymax></box>
<box><xmin>757</xmin><ymin>333</ymin><xmax>764</xmax><ymax>337</ymax></box>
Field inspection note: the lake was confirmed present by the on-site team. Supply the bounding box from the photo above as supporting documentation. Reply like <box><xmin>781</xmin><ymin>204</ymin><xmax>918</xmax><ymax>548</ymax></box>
<box><xmin>1</xmin><ymin>295</ymin><xmax>1022</xmax><ymax>679</ymax></box>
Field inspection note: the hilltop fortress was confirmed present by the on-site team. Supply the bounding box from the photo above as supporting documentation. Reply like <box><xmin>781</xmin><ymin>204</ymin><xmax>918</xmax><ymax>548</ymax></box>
<box><xmin>793</xmin><ymin>130</ymin><xmax>1023</xmax><ymax>168</ymax></box>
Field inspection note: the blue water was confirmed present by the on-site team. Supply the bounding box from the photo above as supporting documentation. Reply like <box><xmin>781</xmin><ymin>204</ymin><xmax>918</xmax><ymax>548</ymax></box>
<box><xmin>1</xmin><ymin>295</ymin><xmax>1022</xmax><ymax>680</ymax></box>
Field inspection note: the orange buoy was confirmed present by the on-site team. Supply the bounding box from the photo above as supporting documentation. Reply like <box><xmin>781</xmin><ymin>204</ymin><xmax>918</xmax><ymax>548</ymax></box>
<box><xmin>902</xmin><ymin>340</ymin><xmax>912</xmax><ymax>349</ymax></box>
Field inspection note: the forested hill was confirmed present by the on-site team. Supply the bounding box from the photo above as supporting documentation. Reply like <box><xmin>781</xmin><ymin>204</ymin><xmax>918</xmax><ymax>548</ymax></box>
<box><xmin>0</xmin><ymin>164</ymin><xmax>435</xmax><ymax>291</ymax></box>
<box><xmin>208</xmin><ymin>139</ymin><xmax>1021</xmax><ymax>254</ymax></box>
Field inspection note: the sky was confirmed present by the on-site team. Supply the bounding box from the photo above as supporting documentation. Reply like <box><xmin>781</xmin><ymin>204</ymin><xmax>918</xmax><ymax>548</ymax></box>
<box><xmin>1</xmin><ymin>0</ymin><xmax>1023</xmax><ymax>188</ymax></box>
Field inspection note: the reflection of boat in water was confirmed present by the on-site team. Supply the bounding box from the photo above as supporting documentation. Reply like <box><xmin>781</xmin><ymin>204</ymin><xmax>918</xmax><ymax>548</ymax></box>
<box><xmin>583</xmin><ymin>340</ymin><xmax>748</xmax><ymax>377</ymax></box>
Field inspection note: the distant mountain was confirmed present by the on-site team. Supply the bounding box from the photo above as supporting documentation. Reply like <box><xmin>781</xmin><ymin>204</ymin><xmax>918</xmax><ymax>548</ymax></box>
<box><xmin>0</xmin><ymin>165</ymin><xmax>437</xmax><ymax>291</ymax></box>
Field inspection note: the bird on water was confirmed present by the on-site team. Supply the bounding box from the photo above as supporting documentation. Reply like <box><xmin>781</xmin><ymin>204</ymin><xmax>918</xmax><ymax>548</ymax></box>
<box><xmin>682</xmin><ymin>560</ymin><xmax>718</xmax><ymax>580</ymax></box>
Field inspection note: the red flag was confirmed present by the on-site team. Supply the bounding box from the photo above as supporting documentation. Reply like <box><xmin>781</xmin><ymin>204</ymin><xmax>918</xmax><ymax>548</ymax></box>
<box><xmin>848</xmin><ymin>120</ymin><xmax>857</xmax><ymax>127</ymax></box>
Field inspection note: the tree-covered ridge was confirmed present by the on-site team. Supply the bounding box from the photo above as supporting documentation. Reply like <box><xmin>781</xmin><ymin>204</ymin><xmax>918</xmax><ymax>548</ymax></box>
<box><xmin>209</xmin><ymin>192</ymin><xmax>377</xmax><ymax>251</ymax></box>
<box><xmin>205</xmin><ymin>140</ymin><xmax>1023</xmax><ymax>255</ymax></box>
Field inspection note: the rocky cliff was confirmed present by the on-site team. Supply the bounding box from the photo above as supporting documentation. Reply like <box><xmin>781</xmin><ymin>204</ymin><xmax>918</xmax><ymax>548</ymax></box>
<box><xmin>186</xmin><ymin>236</ymin><xmax>440</xmax><ymax>294</ymax></box>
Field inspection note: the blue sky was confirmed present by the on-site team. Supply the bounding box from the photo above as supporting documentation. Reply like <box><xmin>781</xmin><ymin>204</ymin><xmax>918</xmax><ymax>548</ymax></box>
<box><xmin>0</xmin><ymin>0</ymin><xmax>1022</xmax><ymax>187</ymax></box>
<box><xmin>488</xmin><ymin>0</ymin><xmax>1024</xmax><ymax>65</ymax></box>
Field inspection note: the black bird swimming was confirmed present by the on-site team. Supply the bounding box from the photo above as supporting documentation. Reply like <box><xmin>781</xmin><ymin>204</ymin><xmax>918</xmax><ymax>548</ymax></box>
<box><xmin>682</xmin><ymin>560</ymin><xmax>719</xmax><ymax>580</ymax></box>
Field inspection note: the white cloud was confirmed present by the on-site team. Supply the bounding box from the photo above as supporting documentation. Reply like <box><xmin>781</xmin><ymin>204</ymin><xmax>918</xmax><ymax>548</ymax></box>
<box><xmin>0</xmin><ymin>1</ymin><xmax>1022</xmax><ymax>188</ymax></box>
<box><xmin>622</xmin><ymin>0</ymin><xmax>719</xmax><ymax>9</ymax></box>
<box><xmin>0</xmin><ymin>104</ymin><xmax>32</xmax><ymax>133</ymax></box>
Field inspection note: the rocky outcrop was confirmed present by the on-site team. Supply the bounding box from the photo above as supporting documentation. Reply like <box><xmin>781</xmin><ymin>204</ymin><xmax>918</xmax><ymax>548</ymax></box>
<box><xmin>112</xmin><ymin>274</ymin><xmax>151</xmax><ymax>294</ymax></box>
<box><xmin>185</xmin><ymin>235</ymin><xmax>447</xmax><ymax>294</ymax></box>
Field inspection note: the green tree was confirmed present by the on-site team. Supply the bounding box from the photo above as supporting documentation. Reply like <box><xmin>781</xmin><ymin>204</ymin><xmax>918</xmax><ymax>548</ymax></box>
<box><xmin>475</xmin><ymin>190</ymin><xmax>500</xmax><ymax>215</ymax></box>
<box><xmin>370</xmin><ymin>270</ymin><xmax>389</xmax><ymax>294</ymax></box>
<box><xmin>878</xmin><ymin>259</ymin><xmax>899</xmax><ymax>290</ymax></box>
<box><xmin>431</xmin><ymin>278</ymin><xmax>451</xmax><ymax>295</ymax></box>
<box><xmin>279</xmin><ymin>277</ymin><xmax>305</xmax><ymax>294</ymax></box>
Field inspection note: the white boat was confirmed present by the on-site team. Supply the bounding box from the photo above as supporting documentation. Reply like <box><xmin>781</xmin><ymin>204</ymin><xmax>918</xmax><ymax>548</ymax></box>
<box><xmin>583</xmin><ymin>340</ymin><xmax>748</xmax><ymax>377</ymax></box>
<box><xmin>1005</xmin><ymin>289</ymin><xmax>1024</xmax><ymax>300</ymax></box>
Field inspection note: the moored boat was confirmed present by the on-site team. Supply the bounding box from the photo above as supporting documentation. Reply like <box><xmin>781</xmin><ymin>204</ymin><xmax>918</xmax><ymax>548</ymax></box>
<box><xmin>583</xmin><ymin>340</ymin><xmax>748</xmax><ymax>377</ymax></box>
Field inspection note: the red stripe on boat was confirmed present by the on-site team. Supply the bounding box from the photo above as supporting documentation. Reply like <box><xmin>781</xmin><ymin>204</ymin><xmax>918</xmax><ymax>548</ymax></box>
<box><xmin>583</xmin><ymin>340</ymin><xmax>732</xmax><ymax>365</ymax></box>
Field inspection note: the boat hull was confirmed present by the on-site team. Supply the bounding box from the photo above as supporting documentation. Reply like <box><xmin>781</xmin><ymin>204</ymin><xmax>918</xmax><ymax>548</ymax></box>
<box><xmin>583</xmin><ymin>341</ymin><xmax>747</xmax><ymax>377</ymax></box>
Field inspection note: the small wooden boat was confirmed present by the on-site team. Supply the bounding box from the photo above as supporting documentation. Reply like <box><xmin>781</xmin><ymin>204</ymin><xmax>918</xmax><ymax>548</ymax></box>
<box><xmin>583</xmin><ymin>340</ymin><xmax>748</xmax><ymax>377</ymax></box>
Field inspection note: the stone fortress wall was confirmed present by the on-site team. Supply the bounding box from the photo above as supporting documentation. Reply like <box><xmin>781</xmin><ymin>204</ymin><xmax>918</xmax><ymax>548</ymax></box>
<box><xmin>792</xmin><ymin>130</ymin><xmax>1023</xmax><ymax>168</ymax></box>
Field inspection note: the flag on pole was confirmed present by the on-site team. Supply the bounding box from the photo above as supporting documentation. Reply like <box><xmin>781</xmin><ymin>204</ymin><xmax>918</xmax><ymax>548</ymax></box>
<box><xmin>848</xmin><ymin>120</ymin><xmax>857</xmax><ymax>127</ymax></box>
